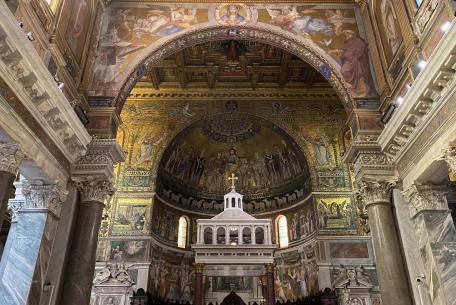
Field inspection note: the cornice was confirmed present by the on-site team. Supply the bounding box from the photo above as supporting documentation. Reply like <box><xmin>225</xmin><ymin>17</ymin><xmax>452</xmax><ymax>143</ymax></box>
<box><xmin>127</xmin><ymin>88</ymin><xmax>339</xmax><ymax>102</ymax></box>
<box><xmin>378</xmin><ymin>20</ymin><xmax>456</xmax><ymax>164</ymax></box>
<box><xmin>0</xmin><ymin>2</ymin><xmax>91</xmax><ymax>163</ymax></box>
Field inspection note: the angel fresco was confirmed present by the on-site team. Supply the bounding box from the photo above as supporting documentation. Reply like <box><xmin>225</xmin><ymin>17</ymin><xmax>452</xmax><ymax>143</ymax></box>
<box><xmin>380</xmin><ymin>0</ymin><xmax>401</xmax><ymax>54</ymax></box>
<box><xmin>133</xmin><ymin>7</ymin><xmax>197</xmax><ymax>38</ymax></box>
<box><xmin>266</xmin><ymin>6</ymin><xmax>333</xmax><ymax>38</ymax></box>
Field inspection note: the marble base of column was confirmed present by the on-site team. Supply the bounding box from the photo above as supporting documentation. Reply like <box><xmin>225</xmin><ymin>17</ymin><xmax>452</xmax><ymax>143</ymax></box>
<box><xmin>413</xmin><ymin>210</ymin><xmax>456</xmax><ymax>305</ymax></box>
<box><xmin>368</xmin><ymin>202</ymin><xmax>412</xmax><ymax>305</ymax></box>
<box><xmin>60</xmin><ymin>201</ymin><xmax>104</xmax><ymax>305</ymax></box>
<box><xmin>0</xmin><ymin>210</ymin><xmax>56</xmax><ymax>305</ymax></box>
<box><xmin>0</xmin><ymin>171</ymin><xmax>16</xmax><ymax>229</ymax></box>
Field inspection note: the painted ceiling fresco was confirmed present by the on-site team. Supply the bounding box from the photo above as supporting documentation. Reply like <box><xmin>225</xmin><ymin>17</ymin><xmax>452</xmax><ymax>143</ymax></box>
<box><xmin>88</xmin><ymin>2</ymin><xmax>377</xmax><ymax>99</ymax></box>
<box><xmin>158</xmin><ymin>113</ymin><xmax>310</xmax><ymax>202</ymax></box>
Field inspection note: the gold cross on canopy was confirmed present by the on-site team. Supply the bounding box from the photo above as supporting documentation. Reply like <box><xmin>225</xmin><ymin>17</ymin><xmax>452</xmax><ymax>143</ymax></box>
<box><xmin>228</xmin><ymin>173</ymin><xmax>238</xmax><ymax>190</ymax></box>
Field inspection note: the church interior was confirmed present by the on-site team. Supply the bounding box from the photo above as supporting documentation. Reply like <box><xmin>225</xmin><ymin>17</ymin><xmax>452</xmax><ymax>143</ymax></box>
<box><xmin>0</xmin><ymin>1</ymin><xmax>456</xmax><ymax>305</ymax></box>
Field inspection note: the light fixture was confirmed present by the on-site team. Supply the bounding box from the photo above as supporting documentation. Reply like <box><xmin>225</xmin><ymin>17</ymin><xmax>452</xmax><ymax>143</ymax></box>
<box><xmin>441</xmin><ymin>21</ymin><xmax>451</xmax><ymax>32</ymax></box>
<box><xmin>405</xmin><ymin>83</ymin><xmax>412</xmax><ymax>91</ymax></box>
<box><xmin>381</xmin><ymin>104</ymin><xmax>396</xmax><ymax>124</ymax></box>
<box><xmin>57</xmin><ymin>81</ymin><xmax>64</xmax><ymax>91</ymax></box>
<box><xmin>396</xmin><ymin>96</ymin><xmax>404</xmax><ymax>106</ymax></box>
<box><xmin>26</xmin><ymin>32</ymin><xmax>34</xmax><ymax>41</ymax></box>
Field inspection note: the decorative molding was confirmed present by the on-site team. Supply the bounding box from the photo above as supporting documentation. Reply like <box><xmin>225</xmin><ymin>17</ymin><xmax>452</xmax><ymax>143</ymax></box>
<box><xmin>7</xmin><ymin>200</ymin><xmax>23</xmax><ymax>222</ymax></box>
<box><xmin>355</xmin><ymin>179</ymin><xmax>396</xmax><ymax>207</ymax></box>
<box><xmin>0</xmin><ymin>2</ymin><xmax>91</xmax><ymax>163</ymax></box>
<box><xmin>402</xmin><ymin>183</ymin><xmax>449</xmax><ymax>217</ymax></box>
<box><xmin>378</xmin><ymin>20</ymin><xmax>456</xmax><ymax>162</ymax></box>
<box><xmin>114</xmin><ymin>24</ymin><xmax>354</xmax><ymax>113</ymax></box>
<box><xmin>71</xmin><ymin>138</ymin><xmax>125</xmax><ymax>203</ymax></box>
<box><xmin>21</xmin><ymin>180</ymin><xmax>68</xmax><ymax>216</ymax></box>
<box><xmin>0</xmin><ymin>142</ymin><xmax>24</xmax><ymax>174</ymax></box>
<box><xmin>333</xmin><ymin>265</ymin><xmax>372</xmax><ymax>288</ymax></box>
<box><xmin>73</xmin><ymin>177</ymin><xmax>115</xmax><ymax>204</ymax></box>
<box><xmin>93</xmin><ymin>263</ymin><xmax>135</xmax><ymax>286</ymax></box>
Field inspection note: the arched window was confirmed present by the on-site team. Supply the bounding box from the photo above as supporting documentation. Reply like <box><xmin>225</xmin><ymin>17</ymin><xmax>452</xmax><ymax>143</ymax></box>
<box><xmin>242</xmin><ymin>227</ymin><xmax>251</xmax><ymax>244</ymax></box>
<box><xmin>217</xmin><ymin>227</ymin><xmax>226</xmax><ymax>244</ymax></box>
<box><xmin>177</xmin><ymin>217</ymin><xmax>188</xmax><ymax>248</ymax></box>
<box><xmin>255</xmin><ymin>227</ymin><xmax>265</xmax><ymax>244</ymax></box>
<box><xmin>204</xmin><ymin>227</ymin><xmax>213</xmax><ymax>244</ymax></box>
<box><xmin>277</xmin><ymin>216</ymin><xmax>289</xmax><ymax>248</ymax></box>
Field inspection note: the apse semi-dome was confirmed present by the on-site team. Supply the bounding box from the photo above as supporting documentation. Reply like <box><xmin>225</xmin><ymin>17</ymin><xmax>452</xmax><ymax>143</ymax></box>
<box><xmin>157</xmin><ymin>113</ymin><xmax>311</xmax><ymax>214</ymax></box>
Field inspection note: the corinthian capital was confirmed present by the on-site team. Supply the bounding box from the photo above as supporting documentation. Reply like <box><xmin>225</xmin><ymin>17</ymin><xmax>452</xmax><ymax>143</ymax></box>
<box><xmin>402</xmin><ymin>184</ymin><xmax>449</xmax><ymax>217</ymax></box>
<box><xmin>0</xmin><ymin>142</ymin><xmax>24</xmax><ymax>175</ymax></box>
<box><xmin>22</xmin><ymin>180</ymin><xmax>68</xmax><ymax>216</ymax></box>
<box><xmin>443</xmin><ymin>143</ymin><xmax>456</xmax><ymax>176</ymax></box>
<box><xmin>355</xmin><ymin>179</ymin><xmax>396</xmax><ymax>207</ymax></box>
<box><xmin>73</xmin><ymin>177</ymin><xmax>115</xmax><ymax>204</ymax></box>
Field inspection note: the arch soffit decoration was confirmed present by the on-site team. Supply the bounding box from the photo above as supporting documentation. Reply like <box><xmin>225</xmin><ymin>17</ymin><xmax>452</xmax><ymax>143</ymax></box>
<box><xmin>113</xmin><ymin>23</ymin><xmax>355</xmax><ymax>114</ymax></box>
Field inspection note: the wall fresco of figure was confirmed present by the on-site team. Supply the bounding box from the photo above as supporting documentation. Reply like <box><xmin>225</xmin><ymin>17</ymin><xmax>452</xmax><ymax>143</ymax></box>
<box><xmin>274</xmin><ymin>246</ymin><xmax>319</xmax><ymax>301</ymax></box>
<box><xmin>375</xmin><ymin>0</ymin><xmax>404</xmax><ymax>64</ymax></box>
<box><xmin>317</xmin><ymin>196</ymin><xmax>356</xmax><ymax>232</ymax></box>
<box><xmin>65</xmin><ymin>0</ymin><xmax>92</xmax><ymax>63</ymax></box>
<box><xmin>111</xmin><ymin>197</ymin><xmax>151</xmax><ymax>236</ymax></box>
<box><xmin>150</xmin><ymin>246</ymin><xmax>194</xmax><ymax>301</ymax></box>
<box><xmin>88</xmin><ymin>3</ymin><xmax>377</xmax><ymax>99</ymax></box>
<box><xmin>109</xmin><ymin>240</ymin><xmax>148</xmax><ymax>262</ymax></box>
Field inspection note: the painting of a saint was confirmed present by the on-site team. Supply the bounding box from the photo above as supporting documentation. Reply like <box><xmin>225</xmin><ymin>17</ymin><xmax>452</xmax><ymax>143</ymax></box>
<box><xmin>66</xmin><ymin>0</ymin><xmax>89</xmax><ymax>61</ymax></box>
<box><xmin>380</xmin><ymin>0</ymin><xmax>401</xmax><ymax>55</ymax></box>
<box><xmin>216</xmin><ymin>4</ymin><xmax>250</xmax><ymax>26</ymax></box>
<box><xmin>328</xmin><ymin>30</ymin><xmax>376</xmax><ymax>97</ymax></box>
<box><xmin>300</xmin><ymin>128</ymin><xmax>332</xmax><ymax>166</ymax></box>
<box><xmin>134</xmin><ymin>127</ymin><xmax>166</xmax><ymax>168</ymax></box>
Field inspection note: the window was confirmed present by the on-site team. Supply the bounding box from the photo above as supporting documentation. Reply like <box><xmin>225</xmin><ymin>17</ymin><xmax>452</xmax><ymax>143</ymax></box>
<box><xmin>217</xmin><ymin>227</ymin><xmax>226</xmax><ymax>244</ymax></box>
<box><xmin>243</xmin><ymin>227</ymin><xmax>251</xmax><ymax>244</ymax></box>
<box><xmin>177</xmin><ymin>217</ymin><xmax>188</xmax><ymax>248</ymax></box>
<box><xmin>277</xmin><ymin>216</ymin><xmax>289</xmax><ymax>248</ymax></box>
<box><xmin>255</xmin><ymin>227</ymin><xmax>265</xmax><ymax>244</ymax></box>
<box><xmin>204</xmin><ymin>227</ymin><xmax>213</xmax><ymax>244</ymax></box>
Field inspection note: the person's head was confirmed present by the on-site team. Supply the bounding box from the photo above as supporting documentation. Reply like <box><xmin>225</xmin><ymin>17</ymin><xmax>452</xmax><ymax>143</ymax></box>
<box><xmin>343</xmin><ymin>30</ymin><xmax>356</xmax><ymax>39</ymax></box>
<box><xmin>228</xmin><ymin>5</ymin><xmax>239</xmax><ymax>16</ymax></box>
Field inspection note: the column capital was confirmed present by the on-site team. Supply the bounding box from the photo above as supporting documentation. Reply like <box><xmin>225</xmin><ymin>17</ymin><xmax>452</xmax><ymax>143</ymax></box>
<box><xmin>265</xmin><ymin>263</ymin><xmax>275</xmax><ymax>273</ymax></box>
<box><xmin>22</xmin><ymin>180</ymin><xmax>68</xmax><ymax>216</ymax></box>
<box><xmin>0</xmin><ymin>142</ymin><xmax>24</xmax><ymax>175</ymax></box>
<box><xmin>402</xmin><ymin>183</ymin><xmax>449</xmax><ymax>217</ymax></box>
<box><xmin>194</xmin><ymin>263</ymin><xmax>205</xmax><ymax>273</ymax></box>
<box><xmin>73</xmin><ymin>177</ymin><xmax>115</xmax><ymax>204</ymax></box>
<box><xmin>355</xmin><ymin>0</ymin><xmax>368</xmax><ymax>10</ymax></box>
<box><xmin>355</xmin><ymin>178</ymin><xmax>396</xmax><ymax>208</ymax></box>
<box><xmin>443</xmin><ymin>143</ymin><xmax>456</xmax><ymax>176</ymax></box>
<box><xmin>71</xmin><ymin>138</ymin><xmax>125</xmax><ymax>204</ymax></box>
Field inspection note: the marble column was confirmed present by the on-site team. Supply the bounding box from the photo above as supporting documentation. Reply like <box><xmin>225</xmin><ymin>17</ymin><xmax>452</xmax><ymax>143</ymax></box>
<box><xmin>0</xmin><ymin>180</ymin><xmax>67</xmax><ymax>305</ymax></box>
<box><xmin>403</xmin><ymin>184</ymin><xmax>456</xmax><ymax>305</ymax></box>
<box><xmin>60</xmin><ymin>138</ymin><xmax>125</xmax><ymax>305</ymax></box>
<box><xmin>194</xmin><ymin>263</ymin><xmax>204</xmax><ymax>305</ymax></box>
<box><xmin>0</xmin><ymin>143</ymin><xmax>24</xmax><ymax>230</ymax></box>
<box><xmin>355</xmin><ymin>180</ymin><xmax>412</xmax><ymax>305</ymax></box>
<box><xmin>265</xmin><ymin>263</ymin><xmax>275</xmax><ymax>305</ymax></box>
